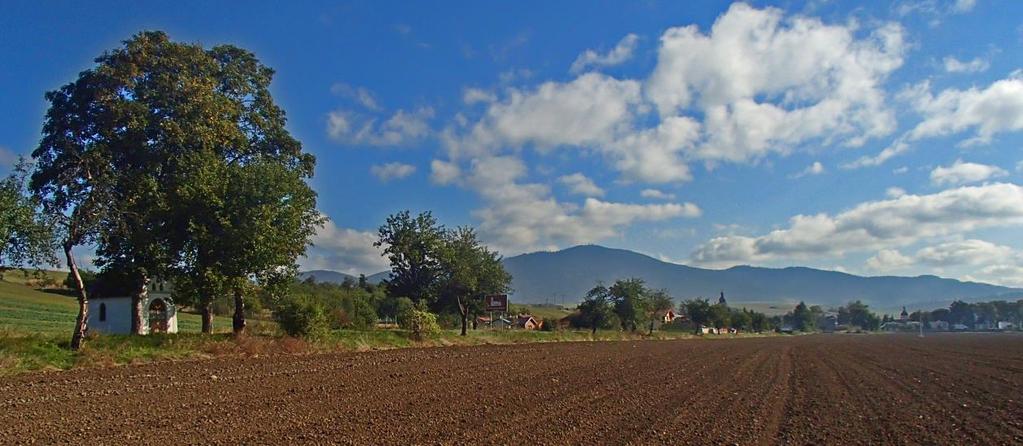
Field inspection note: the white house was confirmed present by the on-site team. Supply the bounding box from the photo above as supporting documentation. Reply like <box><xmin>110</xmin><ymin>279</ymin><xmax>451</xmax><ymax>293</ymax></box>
<box><xmin>88</xmin><ymin>278</ymin><xmax>178</xmax><ymax>334</ymax></box>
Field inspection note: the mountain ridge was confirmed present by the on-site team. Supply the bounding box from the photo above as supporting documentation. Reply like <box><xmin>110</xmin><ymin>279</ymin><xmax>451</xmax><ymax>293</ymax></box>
<box><xmin>303</xmin><ymin>245</ymin><xmax>1023</xmax><ymax>310</ymax></box>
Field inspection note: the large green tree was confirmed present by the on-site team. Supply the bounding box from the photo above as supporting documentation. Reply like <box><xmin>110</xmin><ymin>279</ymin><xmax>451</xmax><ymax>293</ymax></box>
<box><xmin>31</xmin><ymin>67</ymin><xmax>120</xmax><ymax>348</ymax></box>
<box><xmin>375</xmin><ymin>210</ymin><xmax>445</xmax><ymax>305</ymax></box>
<box><xmin>435</xmin><ymin>226</ymin><xmax>512</xmax><ymax>336</ymax></box>
<box><xmin>33</xmin><ymin>31</ymin><xmax>319</xmax><ymax>339</ymax></box>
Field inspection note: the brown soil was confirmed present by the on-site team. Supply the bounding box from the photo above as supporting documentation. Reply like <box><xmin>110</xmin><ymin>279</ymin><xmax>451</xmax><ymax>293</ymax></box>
<box><xmin>2</xmin><ymin>334</ymin><xmax>1022</xmax><ymax>445</ymax></box>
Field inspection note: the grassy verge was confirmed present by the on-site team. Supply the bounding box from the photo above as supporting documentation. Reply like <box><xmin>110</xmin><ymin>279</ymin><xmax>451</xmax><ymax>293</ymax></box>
<box><xmin>1</xmin><ymin>275</ymin><xmax>778</xmax><ymax>376</ymax></box>
<box><xmin>0</xmin><ymin>326</ymin><xmax>780</xmax><ymax>376</ymax></box>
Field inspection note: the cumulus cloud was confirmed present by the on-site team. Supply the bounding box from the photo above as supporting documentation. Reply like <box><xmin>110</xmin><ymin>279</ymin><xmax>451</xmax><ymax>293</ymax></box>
<box><xmin>570</xmin><ymin>33</ymin><xmax>640</xmax><ymax>74</ymax></box>
<box><xmin>446</xmin><ymin>4</ymin><xmax>904</xmax><ymax>184</ymax></box>
<box><xmin>930</xmin><ymin>159</ymin><xmax>1008</xmax><ymax>186</ymax></box>
<box><xmin>429</xmin><ymin>159</ymin><xmax>461</xmax><ymax>185</ymax></box>
<box><xmin>558</xmin><ymin>173</ymin><xmax>605</xmax><ymax>197</ymax></box>
<box><xmin>327</xmin><ymin>107</ymin><xmax>434</xmax><ymax>147</ymax></box>
<box><xmin>943</xmin><ymin>56</ymin><xmax>989</xmax><ymax>73</ymax></box>
<box><xmin>902</xmin><ymin>74</ymin><xmax>1023</xmax><ymax>146</ymax></box>
<box><xmin>641</xmin><ymin>189</ymin><xmax>676</xmax><ymax>200</ymax></box>
<box><xmin>647</xmin><ymin>4</ymin><xmax>903</xmax><ymax>160</ymax></box>
<box><xmin>463</xmin><ymin>156</ymin><xmax>700</xmax><ymax>253</ymax></box>
<box><xmin>690</xmin><ymin>183</ymin><xmax>1023</xmax><ymax>266</ymax></box>
<box><xmin>370</xmin><ymin>162</ymin><xmax>416</xmax><ymax>182</ymax></box>
<box><xmin>866</xmin><ymin>249</ymin><xmax>914</xmax><ymax>271</ymax></box>
<box><xmin>300</xmin><ymin>219</ymin><xmax>389</xmax><ymax>275</ymax></box>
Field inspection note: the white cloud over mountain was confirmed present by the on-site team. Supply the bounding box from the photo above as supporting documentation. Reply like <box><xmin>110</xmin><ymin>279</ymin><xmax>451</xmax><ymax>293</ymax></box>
<box><xmin>691</xmin><ymin>183</ymin><xmax>1023</xmax><ymax>266</ymax></box>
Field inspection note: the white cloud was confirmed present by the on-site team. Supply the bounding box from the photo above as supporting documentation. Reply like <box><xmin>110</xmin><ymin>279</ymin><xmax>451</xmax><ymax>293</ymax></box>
<box><xmin>893</xmin><ymin>166</ymin><xmax>909</xmax><ymax>174</ymax></box>
<box><xmin>370</xmin><ymin>162</ymin><xmax>417</xmax><ymax>182</ymax></box>
<box><xmin>903</xmin><ymin>74</ymin><xmax>1023</xmax><ymax>145</ymax></box>
<box><xmin>647</xmin><ymin>4</ymin><xmax>903</xmax><ymax>160</ymax></box>
<box><xmin>558</xmin><ymin>173</ymin><xmax>605</xmax><ymax>197</ymax></box>
<box><xmin>447</xmin><ymin>4</ymin><xmax>904</xmax><ymax>184</ymax></box>
<box><xmin>842</xmin><ymin>139</ymin><xmax>911</xmax><ymax>169</ymax></box>
<box><xmin>864</xmin><ymin>239</ymin><xmax>1023</xmax><ymax>286</ymax></box>
<box><xmin>570</xmin><ymin>33</ymin><xmax>640</xmax><ymax>74</ymax></box>
<box><xmin>930</xmin><ymin>159</ymin><xmax>1008</xmax><ymax>186</ymax></box>
<box><xmin>691</xmin><ymin>183</ymin><xmax>1023</xmax><ymax>266</ymax></box>
<box><xmin>0</xmin><ymin>146</ymin><xmax>17</xmax><ymax>169</ymax></box>
<box><xmin>1017</xmin><ymin>160</ymin><xmax>1023</xmax><ymax>173</ymax></box>
<box><xmin>641</xmin><ymin>189</ymin><xmax>676</xmax><ymax>200</ymax></box>
<box><xmin>330</xmin><ymin>82</ymin><xmax>382</xmax><ymax>111</ymax></box>
<box><xmin>327</xmin><ymin>107</ymin><xmax>434</xmax><ymax>147</ymax></box>
<box><xmin>866</xmin><ymin>249</ymin><xmax>914</xmax><ymax>271</ymax></box>
<box><xmin>915</xmin><ymin>239</ymin><xmax>1014</xmax><ymax>266</ymax></box>
<box><xmin>943</xmin><ymin>56</ymin><xmax>989</xmax><ymax>73</ymax></box>
<box><xmin>792</xmin><ymin>161</ymin><xmax>825</xmax><ymax>178</ymax></box>
<box><xmin>300</xmin><ymin>219</ymin><xmax>389</xmax><ymax>275</ymax></box>
<box><xmin>462</xmin><ymin>156</ymin><xmax>700</xmax><ymax>253</ymax></box>
<box><xmin>952</xmin><ymin>0</ymin><xmax>976</xmax><ymax>13</ymax></box>
<box><xmin>462</xmin><ymin>87</ymin><xmax>496</xmax><ymax>105</ymax></box>
<box><xmin>430</xmin><ymin>159</ymin><xmax>461</xmax><ymax>185</ymax></box>
<box><xmin>886</xmin><ymin>187</ymin><xmax>907</xmax><ymax>198</ymax></box>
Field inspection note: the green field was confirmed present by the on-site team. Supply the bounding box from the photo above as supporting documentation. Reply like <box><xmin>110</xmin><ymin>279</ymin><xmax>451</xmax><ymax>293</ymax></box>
<box><xmin>0</xmin><ymin>277</ymin><xmax>234</xmax><ymax>336</ymax></box>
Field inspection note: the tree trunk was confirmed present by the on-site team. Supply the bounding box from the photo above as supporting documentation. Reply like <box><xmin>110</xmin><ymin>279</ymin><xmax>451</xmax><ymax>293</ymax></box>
<box><xmin>130</xmin><ymin>275</ymin><xmax>148</xmax><ymax>335</ymax></box>
<box><xmin>201</xmin><ymin>302</ymin><xmax>214</xmax><ymax>334</ymax></box>
<box><xmin>649</xmin><ymin>320</ymin><xmax>654</xmax><ymax>336</ymax></box>
<box><xmin>232</xmin><ymin>286</ymin><xmax>246</xmax><ymax>336</ymax></box>
<box><xmin>65</xmin><ymin>244</ymin><xmax>88</xmax><ymax>351</ymax></box>
<box><xmin>591</xmin><ymin>324</ymin><xmax>597</xmax><ymax>335</ymax></box>
<box><xmin>458</xmin><ymin>297</ymin><xmax>468</xmax><ymax>336</ymax></box>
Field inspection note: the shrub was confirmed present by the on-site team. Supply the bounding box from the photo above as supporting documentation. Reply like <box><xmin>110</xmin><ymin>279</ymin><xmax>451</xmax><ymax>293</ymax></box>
<box><xmin>541</xmin><ymin>317</ymin><xmax>558</xmax><ymax>332</ymax></box>
<box><xmin>409</xmin><ymin>309</ymin><xmax>440</xmax><ymax>341</ymax></box>
<box><xmin>273</xmin><ymin>296</ymin><xmax>328</xmax><ymax>338</ymax></box>
<box><xmin>395</xmin><ymin>297</ymin><xmax>415</xmax><ymax>329</ymax></box>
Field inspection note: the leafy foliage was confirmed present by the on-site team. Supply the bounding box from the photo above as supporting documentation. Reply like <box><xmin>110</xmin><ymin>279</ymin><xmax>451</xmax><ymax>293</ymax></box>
<box><xmin>0</xmin><ymin>160</ymin><xmax>55</xmax><ymax>272</ymax></box>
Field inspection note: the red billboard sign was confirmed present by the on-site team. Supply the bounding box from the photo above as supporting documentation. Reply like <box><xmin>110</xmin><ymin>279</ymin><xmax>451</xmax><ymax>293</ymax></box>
<box><xmin>484</xmin><ymin>294</ymin><xmax>508</xmax><ymax>312</ymax></box>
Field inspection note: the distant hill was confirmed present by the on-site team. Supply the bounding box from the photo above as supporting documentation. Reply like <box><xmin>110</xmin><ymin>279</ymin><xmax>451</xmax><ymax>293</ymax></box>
<box><xmin>501</xmin><ymin>245</ymin><xmax>1022</xmax><ymax>310</ymax></box>
<box><xmin>300</xmin><ymin>245</ymin><xmax>1022</xmax><ymax>311</ymax></box>
<box><xmin>298</xmin><ymin>270</ymin><xmax>357</xmax><ymax>284</ymax></box>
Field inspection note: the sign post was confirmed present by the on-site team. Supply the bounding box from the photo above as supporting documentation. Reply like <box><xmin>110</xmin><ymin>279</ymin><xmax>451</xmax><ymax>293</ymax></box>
<box><xmin>484</xmin><ymin>294</ymin><xmax>508</xmax><ymax>329</ymax></box>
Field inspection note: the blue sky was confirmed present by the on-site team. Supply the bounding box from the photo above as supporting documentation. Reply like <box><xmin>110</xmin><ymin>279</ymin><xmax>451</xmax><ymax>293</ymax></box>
<box><xmin>3</xmin><ymin>1</ymin><xmax>1023</xmax><ymax>285</ymax></box>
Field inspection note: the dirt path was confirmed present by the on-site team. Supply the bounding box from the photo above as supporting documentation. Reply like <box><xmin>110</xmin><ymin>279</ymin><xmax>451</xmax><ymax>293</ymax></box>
<box><xmin>2</xmin><ymin>334</ymin><xmax>1022</xmax><ymax>445</ymax></box>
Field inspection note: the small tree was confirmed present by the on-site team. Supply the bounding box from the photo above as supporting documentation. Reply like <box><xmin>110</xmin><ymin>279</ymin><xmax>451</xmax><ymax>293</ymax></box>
<box><xmin>578</xmin><ymin>284</ymin><xmax>616</xmax><ymax>334</ymax></box>
<box><xmin>0</xmin><ymin>160</ymin><xmax>56</xmax><ymax>277</ymax></box>
<box><xmin>646</xmin><ymin>289</ymin><xmax>674</xmax><ymax>334</ymax></box>
<box><xmin>435</xmin><ymin>226</ymin><xmax>511</xmax><ymax>336</ymax></box>
<box><xmin>791</xmin><ymin>301</ymin><xmax>815</xmax><ymax>332</ymax></box>
<box><xmin>609</xmin><ymin>278</ymin><xmax>649</xmax><ymax>332</ymax></box>
<box><xmin>682</xmin><ymin>298</ymin><xmax>712</xmax><ymax>333</ymax></box>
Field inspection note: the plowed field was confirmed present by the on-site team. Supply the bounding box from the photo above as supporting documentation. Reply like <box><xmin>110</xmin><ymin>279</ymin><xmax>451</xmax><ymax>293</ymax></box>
<box><xmin>3</xmin><ymin>334</ymin><xmax>1022</xmax><ymax>445</ymax></box>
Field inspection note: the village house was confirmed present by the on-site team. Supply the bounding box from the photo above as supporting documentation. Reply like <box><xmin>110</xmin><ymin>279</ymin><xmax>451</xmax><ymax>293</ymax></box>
<box><xmin>515</xmin><ymin>315</ymin><xmax>540</xmax><ymax>330</ymax></box>
<box><xmin>87</xmin><ymin>278</ymin><xmax>178</xmax><ymax>335</ymax></box>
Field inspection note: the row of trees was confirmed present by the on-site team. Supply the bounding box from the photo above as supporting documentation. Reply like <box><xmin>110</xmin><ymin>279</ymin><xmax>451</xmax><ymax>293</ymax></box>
<box><xmin>2</xmin><ymin>31</ymin><xmax>321</xmax><ymax>349</ymax></box>
<box><xmin>781</xmin><ymin>300</ymin><xmax>882</xmax><ymax>332</ymax></box>
<box><xmin>574</xmin><ymin>279</ymin><xmax>775</xmax><ymax>334</ymax></box>
<box><xmin>375</xmin><ymin>211</ymin><xmax>512</xmax><ymax>336</ymax></box>
<box><xmin>574</xmin><ymin>279</ymin><xmax>673</xmax><ymax>334</ymax></box>
<box><xmin>909</xmin><ymin>299</ymin><xmax>1023</xmax><ymax>328</ymax></box>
